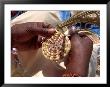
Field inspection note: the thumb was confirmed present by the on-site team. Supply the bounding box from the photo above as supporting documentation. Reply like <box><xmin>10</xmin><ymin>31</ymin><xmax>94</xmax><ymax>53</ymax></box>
<box><xmin>69</xmin><ymin>29</ymin><xmax>80</xmax><ymax>40</ymax></box>
<box><xmin>36</xmin><ymin>28</ymin><xmax>56</xmax><ymax>37</ymax></box>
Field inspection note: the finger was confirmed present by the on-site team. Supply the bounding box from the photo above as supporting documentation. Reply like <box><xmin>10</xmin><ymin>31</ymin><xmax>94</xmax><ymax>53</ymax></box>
<box><xmin>68</xmin><ymin>29</ymin><xmax>77</xmax><ymax>39</ymax></box>
<box><xmin>32</xmin><ymin>22</ymin><xmax>53</xmax><ymax>28</ymax></box>
<box><xmin>68</xmin><ymin>28</ymin><xmax>78</xmax><ymax>36</ymax></box>
<box><xmin>78</xmin><ymin>32</ymin><xmax>87</xmax><ymax>37</ymax></box>
<box><xmin>42</xmin><ymin>22</ymin><xmax>53</xmax><ymax>28</ymax></box>
<box><xmin>35</xmin><ymin>28</ymin><xmax>56</xmax><ymax>37</ymax></box>
<box><xmin>69</xmin><ymin>29</ymin><xmax>82</xmax><ymax>41</ymax></box>
<box><xmin>26</xmin><ymin>22</ymin><xmax>55</xmax><ymax>37</ymax></box>
<box><xmin>83</xmin><ymin>36</ymin><xmax>93</xmax><ymax>45</ymax></box>
<box><xmin>83</xmin><ymin>36</ymin><xmax>93</xmax><ymax>52</ymax></box>
<box><xmin>78</xmin><ymin>31</ymin><xmax>93</xmax><ymax>44</ymax></box>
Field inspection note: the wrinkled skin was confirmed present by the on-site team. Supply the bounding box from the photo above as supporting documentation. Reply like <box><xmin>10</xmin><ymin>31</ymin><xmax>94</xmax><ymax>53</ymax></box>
<box><xmin>64</xmin><ymin>30</ymin><xmax>93</xmax><ymax>76</ymax></box>
<box><xmin>11</xmin><ymin>22</ymin><xmax>55</xmax><ymax>51</ymax></box>
<box><xmin>11</xmin><ymin>22</ymin><xmax>93</xmax><ymax>76</ymax></box>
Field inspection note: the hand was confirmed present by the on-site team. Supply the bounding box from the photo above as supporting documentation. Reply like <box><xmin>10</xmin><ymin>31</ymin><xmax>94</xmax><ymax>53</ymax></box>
<box><xmin>64</xmin><ymin>30</ymin><xmax>93</xmax><ymax>76</ymax></box>
<box><xmin>11</xmin><ymin>22</ymin><xmax>56</xmax><ymax>51</ymax></box>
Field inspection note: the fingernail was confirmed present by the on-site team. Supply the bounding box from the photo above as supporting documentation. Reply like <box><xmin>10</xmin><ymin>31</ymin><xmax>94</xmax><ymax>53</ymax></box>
<box><xmin>48</xmin><ymin>28</ymin><xmax>56</xmax><ymax>33</ymax></box>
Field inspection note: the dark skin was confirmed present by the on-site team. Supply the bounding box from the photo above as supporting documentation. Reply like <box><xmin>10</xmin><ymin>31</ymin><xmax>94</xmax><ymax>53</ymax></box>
<box><xmin>64</xmin><ymin>30</ymin><xmax>93</xmax><ymax>76</ymax></box>
<box><xmin>11</xmin><ymin>22</ymin><xmax>93</xmax><ymax>77</ymax></box>
<box><xmin>11</xmin><ymin>22</ymin><xmax>55</xmax><ymax>51</ymax></box>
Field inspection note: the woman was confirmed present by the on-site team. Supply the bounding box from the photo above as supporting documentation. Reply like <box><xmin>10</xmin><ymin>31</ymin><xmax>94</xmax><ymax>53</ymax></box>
<box><xmin>11</xmin><ymin>11</ymin><xmax>99</xmax><ymax>77</ymax></box>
